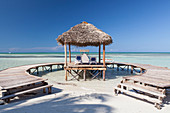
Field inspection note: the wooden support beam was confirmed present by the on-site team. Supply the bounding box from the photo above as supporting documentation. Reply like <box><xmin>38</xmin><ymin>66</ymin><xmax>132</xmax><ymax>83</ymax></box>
<box><xmin>90</xmin><ymin>71</ymin><xmax>101</xmax><ymax>80</ymax></box>
<box><xmin>32</xmin><ymin>69</ymin><xmax>37</xmax><ymax>74</ymax></box>
<box><xmin>101</xmin><ymin>70</ymin><xmax>103</xmax><ymax>77</ymax></box>
<box><xmin>83</xmin><ymin>70</ymin><xmax>86</xmax><ymax>81</ymax></box>
<box><xmin>50</xmin><ymin>65</ymin><xmax>52</xmax><ymax>72</ymax></box>
<box><xmin>66</xmin><ymin>68</ymin><xmax>106</xmax><ymax>70</ymax></box>
<box><xmin>140</xmin><ymin>68</ymin><xmax>143</xmax><ymax>73</ymax></box>
<box><xmin>131</xmin><ymin>66</ymin><xmax>133</xmax><ymax>74</ymax></box>
<box><xmin>103</xmin><ymin>43</ymin><xmax>105</xmax><ymax>66</ymax></box>
<box><xmin>127</xmin><ymin>65</ymin><xmax>129</xmax><ymax>71</ymax></box>
<box><xmin>65</xmin><ymin>41</ymin><xmax>67</xmax><ymax>81</ymax></box>
<box><xmin>72</xmin><ymin>70</ymin><xmax>83</xmax><ymax>77</ymax></box>
<box><xmin>99</xmin><ymin>44</ymin><xmax>101</xmax><ymax>63</ymax></box>
<box><xmin>65</xmin><ymin>70</ymin><xmax>67</xmax><ymax>81</ymax></box>
<box><xmin>103</xmin><ymin>70</ymin><xmax>105</xmax><ymax>81</ymax></box>
<box><xmin>67</xmin><ymin>70</ymin><xmax>79</xmax><ymax>81</ymax></box>
<box><xmin>117</xmin><ymin>64</ymin><xmax>119</xmax><ymax>71</ymax></box>
<box><xmin>27</xmin><ymin>70</ymin><xmax>31</xmax><ymax>74</ymax></box>
<box><xmin>42</xmin><ymin>66</ymin><xmax>44</xmax><ymax>73</ymax></box>
<box><xmin>48</xmin><ymin>87</ymin><xmax>52</xmax><ymax>94</ymax></box>
<box><xmin>43</xmin><ymin>88</ymin><xmax>46</xmax><ymax>93</ymax></box>
<box><xmin>64</xmin><ymin>41</ymin><xmax>67</xmax><ymax>67</ymax></box>
<box><xmin>69</xmin><ymin>43</ymin><xmax>71</xmax><ymax>63</ymax></box>
<box><xmin>36</xmin><ymin>67</ymin><xmax>39</xmax><ymax>75</ymax></box>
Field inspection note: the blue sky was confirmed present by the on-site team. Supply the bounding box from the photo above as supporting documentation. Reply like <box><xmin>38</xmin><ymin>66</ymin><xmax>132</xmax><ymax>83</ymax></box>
<box><xmin>0</xmin><ymin>0</ymin><xmax>170</xmax><ymax>52</ymax></box>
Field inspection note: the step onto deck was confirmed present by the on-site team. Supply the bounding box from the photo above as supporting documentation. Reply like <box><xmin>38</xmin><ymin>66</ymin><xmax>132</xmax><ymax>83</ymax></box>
<box><xmin>114</xmin><ymin>87</ymin><xmax>162</xmax><ymax>104</ymax></box>
<box><xmin>119</xmin><ymin>82</ymin><xmax>166</xmax><ymax>98</ymax></box>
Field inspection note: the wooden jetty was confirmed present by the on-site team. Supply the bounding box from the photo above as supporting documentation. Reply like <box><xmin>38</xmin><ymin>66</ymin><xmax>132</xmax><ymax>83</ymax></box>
<box><xmin>1</xmin><ymin>60</ymin><xmax>170</xmax><ymax>109</ymax></box>
<box><xmin>114</xmin><ymin>62</ymin><xmax>170</xmax><ymax>109</ymax></box>
<box><xmin>0</xmin><ymin>61</ymin><xmax>141</xmax><ymax>103</ymax></box>
<box><xmin>0</xmin><ymin>62</ymin><xmax>64</xmax><ymax>103</ymax></box>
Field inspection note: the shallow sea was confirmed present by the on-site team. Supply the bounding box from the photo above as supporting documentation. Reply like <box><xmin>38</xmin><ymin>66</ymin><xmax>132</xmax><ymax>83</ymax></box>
<box><xmin>0</xmin><ymin>52</ymin><xmax>170</xmax><ymax>71</ymax></box>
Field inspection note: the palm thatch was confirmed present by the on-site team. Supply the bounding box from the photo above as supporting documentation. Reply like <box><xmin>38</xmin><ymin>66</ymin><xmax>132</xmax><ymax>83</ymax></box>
<box><xmin>56</xmin><ymin>22</ymin><xmax>112</xmax><ymax>47</ymax></box>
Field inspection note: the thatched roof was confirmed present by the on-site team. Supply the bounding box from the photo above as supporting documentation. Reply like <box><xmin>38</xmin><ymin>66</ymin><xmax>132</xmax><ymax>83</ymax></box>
<box><xmin>56</xmin><ymin>22</ymin><xmax>112</xmax><ymax>47</ymax></box>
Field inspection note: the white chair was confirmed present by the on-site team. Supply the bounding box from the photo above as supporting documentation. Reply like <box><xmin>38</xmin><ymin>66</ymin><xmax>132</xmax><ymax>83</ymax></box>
<box><xmin>81</xmin><ymin>53</ymin><xmax>90</xmax><ymax>64</ymax></box>
<box><xmin>75</xmin><ymin>55</ymin><xmax>82</xmax><ymax>64</ymax></box>
<box><xmin>90</xmin><ymin>57</ymin><xmax>97</xmax><ymax>64</ymax></box>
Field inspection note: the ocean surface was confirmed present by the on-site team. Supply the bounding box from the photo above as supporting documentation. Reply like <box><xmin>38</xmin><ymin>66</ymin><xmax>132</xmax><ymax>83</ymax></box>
<box><xmin>0</xmin><ymin>52</ymin><xmax>170</xmax><ymax>71</ymax></box>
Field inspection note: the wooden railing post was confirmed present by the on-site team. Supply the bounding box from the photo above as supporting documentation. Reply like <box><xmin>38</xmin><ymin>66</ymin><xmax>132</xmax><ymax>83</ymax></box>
<box><xmin>103</xmin><ymin>43</ymin><xmax>105</xmax><ymax>66</ymax></box>
<box><xmin>103</xmin><ymin>43</ymin><xmax>105</xmax><ymax>81</ymax></box>
<box><xmin>99</xmin><ymin>44</ymin><xmax>101</xmax><ymax>63</ymax></box>
<box><xmin>69</xmin><ymin>43</ymin><xmax>71</xmax><ymax>63</ymax></box>
<box><xmin>64</xmin><ymin>41</ymin><xmax>67</xmax><ymax>81</ymax></box>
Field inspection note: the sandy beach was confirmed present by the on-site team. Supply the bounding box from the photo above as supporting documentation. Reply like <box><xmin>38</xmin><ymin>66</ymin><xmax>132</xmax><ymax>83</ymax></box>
<box><xmin>0</xmin><ymin>68</ymin><xmax>170</xmax><ymax>113</ymax></box>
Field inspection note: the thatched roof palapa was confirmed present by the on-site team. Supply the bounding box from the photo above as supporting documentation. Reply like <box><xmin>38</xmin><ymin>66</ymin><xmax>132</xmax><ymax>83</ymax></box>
<box><xmin>56</xmin><ymin>21</ymin><xmax>112</xmax><ymax>47</ymax></box>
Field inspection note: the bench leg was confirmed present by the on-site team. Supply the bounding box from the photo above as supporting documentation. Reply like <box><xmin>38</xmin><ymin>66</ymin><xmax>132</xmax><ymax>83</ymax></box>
<box><xmin>4</xmin><ymin>98</ymin><xmax>10</xmax><ymax>103</ymax></box>
<box><xmin>48</xmin><ymin>87</ymin><xmax>52</xmax><ymax>94</ymax></box>
<box><xmin>43</xmin><ymin>88</ymin><xmax>46</xmax><ymax>93</ymax></box>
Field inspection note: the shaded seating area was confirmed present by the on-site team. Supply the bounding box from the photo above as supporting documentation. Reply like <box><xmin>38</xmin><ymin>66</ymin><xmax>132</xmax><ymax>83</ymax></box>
<box><xmin>75</xmin><ymin>55</ymin><xmax>82</xmax><ymax>64</ymax></box>
<box><xmin>81</xmin><ymin>53</ymin><xmax>90</xmax><ymax>64</ymax></box>
<box><xmin>90</xmin><ymin>57</ymin><xmax>97</xmax><ymax>65</ymax></box>
<box><xmin>75</xmin><ymin>50</ymin><xmax>97</xmax><ymax>65</ymax></box>
<box><xmin>56</xmin><ymin>21</ymin><xmax>112</xmax><ymax>81</ymax></box>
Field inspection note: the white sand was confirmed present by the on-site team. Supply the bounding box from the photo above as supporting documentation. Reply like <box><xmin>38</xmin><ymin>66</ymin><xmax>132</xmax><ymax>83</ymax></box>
<box><xmin>0</xmin><ymin>70</ymin><xmax>170</xmax><ymax>113</ymax></box>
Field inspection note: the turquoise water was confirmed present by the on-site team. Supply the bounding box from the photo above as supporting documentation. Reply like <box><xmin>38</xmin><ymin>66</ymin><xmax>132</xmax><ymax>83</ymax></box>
<box><xmin>0</xmin><ymin>52</ymin><xmax>170</xmax><ymax>71</ymax></box>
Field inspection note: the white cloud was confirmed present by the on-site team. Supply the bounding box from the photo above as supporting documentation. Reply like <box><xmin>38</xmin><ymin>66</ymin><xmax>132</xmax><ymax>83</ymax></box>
<box><xmin>5</xmin><ymin>45</ymin><xmax>63</xmax><ymax>52</ymax></box>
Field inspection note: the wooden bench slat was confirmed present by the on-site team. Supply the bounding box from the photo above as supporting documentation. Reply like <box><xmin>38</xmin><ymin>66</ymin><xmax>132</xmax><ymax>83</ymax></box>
<box><xmin>120</xmin><ymin>82</ymin><xmax>166</xmax><ymax>97</ymax></box>
<box><xmin>114</xmin><ymin>87</ymin><xmax>162</xmax><ymax>104</ymax></box>
<box><xmin>2</xmin><ymin>79</ymin><xmax>47</xmax><ymax>90</ymax></box>
<box><xmin>1</xmin><ymin>85</ymin><xmax>53</xmax><ymax>100</ymax></box>
<box><xmin>124</xmin><ymin>76</ymin><xmax>170</xmax><ymax>88</ymax></box>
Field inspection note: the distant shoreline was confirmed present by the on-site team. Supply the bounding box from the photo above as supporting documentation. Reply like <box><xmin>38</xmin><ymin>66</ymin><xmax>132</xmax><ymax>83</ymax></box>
<box><xmin>0</xmin><ymin>52</ymin><xmax>170</xmax><ymax>54</ymax></box>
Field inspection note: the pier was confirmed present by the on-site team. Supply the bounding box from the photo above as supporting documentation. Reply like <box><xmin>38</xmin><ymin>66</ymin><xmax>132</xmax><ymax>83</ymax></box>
<box><xmin>0</xmin><ymin>61</ymin><xmax>170</xmax><ymax>109</ymax></box>
<box><xmin>114</xmin><ymin>62</ymin><xmax>170</xmax><ymax>109</ymax></box>
<box><xmin>0</xmin><ymin>62</ymin><xmax>64</xmax><ymax>103</ymax></box>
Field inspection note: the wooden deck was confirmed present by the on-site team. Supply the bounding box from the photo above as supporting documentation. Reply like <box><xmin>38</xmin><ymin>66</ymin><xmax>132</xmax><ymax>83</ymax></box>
<box><xmin>0</xmin><ymin>61</ymin><xmax>170</xmax><ymax>108</ymax></box>
<box><xmin>65</xmin><ymin>62</ymin><xmax>107</xmax><ymax>81</ymax></box>
<box><xmin>0</xmin><ymin>62</ymin><xmax>64</xmax><ymax>103</ymax></box>
<box><xmin>113</xmin><ymin>62</ymin><xmax>170</xmax><ymax>109</ymax></box>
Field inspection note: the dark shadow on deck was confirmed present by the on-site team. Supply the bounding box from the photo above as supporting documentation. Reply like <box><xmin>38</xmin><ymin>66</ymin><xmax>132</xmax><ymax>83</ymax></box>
<box><xmin>105</xmin><ymin>68</ymin><xmax>137</xmax><ymax>80</ymax></box>
<box><xmin>0</xmin><ymin>93</ymin><xmax>114</xmax><ymax>113</ymax></box>
<box><xmin>5</xmin><ymin>87</ymin><xmax>63</xmax><ymax>104</ymax></box>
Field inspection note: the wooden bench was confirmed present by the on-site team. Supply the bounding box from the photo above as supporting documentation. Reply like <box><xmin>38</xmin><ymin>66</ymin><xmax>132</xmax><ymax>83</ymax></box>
<box><xmin>114</xmin><ymin>75</ymin><xmax>168</xmax><ymax>109</ymax></box>
<box><xmin>1</xmin><ymin>84</ymin><xmax>53</xmax><ymax>103</ymax></box>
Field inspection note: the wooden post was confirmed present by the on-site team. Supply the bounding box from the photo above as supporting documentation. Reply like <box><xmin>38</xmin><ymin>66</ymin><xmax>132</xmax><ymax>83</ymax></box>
<box><xmin>43</xmin><ymin>88</ymin><xmax>46</xmax><ymax>93</ymax></box>
<box><xmin>42</xmin><ymin>66</ymin><xmax>44</xmax><ymax>73</ymax></box>
<box><xmin>103</xmin><ymin>70</ymin><xmax>105</xmax><ymax>81</ymax></box>
<box><xmin>83</xmin><ymin>70</ymin><xmax>86</xmax><ymax>81</ymax></box>
<box><xmin>140</xmin><ymin>68</ymin><xmax>143</xmax><ymax>73</ymax></box>
<box><xmin>103</xmin><ymin>43</ymin><xmax>105</xmax><ymax>66</ymax></box>
<box><xmin>65</xmin><ymin>42</ymin><xmax>67</xmax><ymax>81</ymax></box>
<box><xmin>131</xmin><ymin>66</ymin><xmax>133</xmax><ymax>74</ymax></box>
<box><xmin>103</xmin><ymin>43</ymin><xmax>105</xmax><ymax>81</ymax></box>
<box><xmin>50</xmin><ymin>65</ymin><xmax>52</xmax><ymax>72</ymax></box>
<box><xmin>36</xmin><ymin>67</ymin><xmax>39</xmax><ymax>75</ymax></box>
<box><xmin>69</xmin><ymin>43</ymin><xmax>71</xmax><ymax>63</ymax></box>
<box><xmin>48</xmin><ymin>87</ymin><xmax>52</xmax><ymax>94</ymax></box>
<box><xmin>99</xmin><ymin>44</ymin><xmax>101</xmax><ymax>63</ymax></box>
<box><xmin>117</xmin><ymin>64</ymin><xmax>119</xmax><ymax>71</ymax></box>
